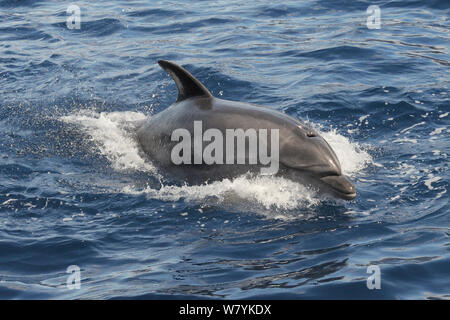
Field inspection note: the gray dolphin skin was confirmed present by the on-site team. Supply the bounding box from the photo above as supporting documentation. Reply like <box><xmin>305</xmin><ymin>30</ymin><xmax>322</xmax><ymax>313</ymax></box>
<box><xmin>137</xmin><ymin>60</ymin><xmax>356</xmax><ymax>200</ymax></box>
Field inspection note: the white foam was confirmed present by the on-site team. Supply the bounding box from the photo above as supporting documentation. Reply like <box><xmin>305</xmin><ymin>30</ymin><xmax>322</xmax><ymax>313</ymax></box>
<box><xmin>61</xmin><ymin>111</ymin><xmax>373</xmax><ymax>211</ymax></box>
<box><xmin>320</xmin><ymin>128</ymin><xmax>373</xmax><ymax>176</ymax></box>
<box><xmin>359</xmin><ymin>115</ymin><xmax>369</xmax><ymax>123</ymax></box>
<box><xmin>124</xmin><ymin>175</ymin><xmax>319</xmax><ymax>211</ymax></box>
<box><xmin>1</xmin><ymin>199</ymin><xmax>16</xmax><ymax>206</ymax></box>
<box><xmin>61</xmin><ymin>110</ymin><xmax>155</xmax><ymax>172</ymax></box>
<box><xmin>400</xmin><ymin>121</ymin><xmax>426</xmax><ymax>133</ymax></box>
<box><xmin>430</xmin><ymin>127</ymin><xmax>446</xmax><ymax>136</ymax></box>
<box><xmin>424</xmin><ymin>175</ymin><xmax>441</xmax><ymax>190</ymax></box>
<box><xmin>393</xmin><ymin>138</ymin><xmax>418</xmax><ymax>144</ymax></box>
<box><xmin>432</xmin><ymin>150</ymin><xmax>440</xmax><ymax>156</ymax></box>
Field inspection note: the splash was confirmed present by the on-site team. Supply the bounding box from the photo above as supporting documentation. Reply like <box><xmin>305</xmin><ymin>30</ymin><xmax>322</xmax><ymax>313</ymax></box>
<box><xmin>124</xmin><ymin>175</ymin><xmax>319</xmax><ymax>211</ymax></box>
<box><xmin>321</xmin><ymin>128</ymin><xmax>373</xmax><ymax>176</ymax></box>
<box><xmin>61</xmin><ymin>110</ymin><xmax>155</xmax><ymax>172</ymax></box>
<box><xmin>61</xmin><ymin>111</ymin><xmax>373</xmax><ymax>210</ymax></box>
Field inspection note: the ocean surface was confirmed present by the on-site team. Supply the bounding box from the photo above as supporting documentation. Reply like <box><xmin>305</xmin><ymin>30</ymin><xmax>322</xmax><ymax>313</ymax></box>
<box><xmin>0</xmin><ymin>0</ymin><xmax>449</xmax><ymax>299</ymax></box>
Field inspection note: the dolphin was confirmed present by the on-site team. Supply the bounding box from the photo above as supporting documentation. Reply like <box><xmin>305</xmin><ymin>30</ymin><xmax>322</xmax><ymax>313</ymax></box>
<box><xmin>137</xmin><ymin>60</ymin><xmax>356</xmax><ymax>200</ymax></box>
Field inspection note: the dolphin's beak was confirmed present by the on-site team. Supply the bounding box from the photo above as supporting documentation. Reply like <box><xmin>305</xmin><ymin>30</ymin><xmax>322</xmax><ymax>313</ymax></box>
<box><xmin>320</xmin><ymin>175</ymin><xmax>356</xmax><ymax>200</ymax></box>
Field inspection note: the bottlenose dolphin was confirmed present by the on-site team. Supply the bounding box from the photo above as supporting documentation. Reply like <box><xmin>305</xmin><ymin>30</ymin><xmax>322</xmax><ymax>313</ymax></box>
<box><xmin>137</xmin><ymin>60</ymin><xmax>356</xmax><ymax>200</ymax></box>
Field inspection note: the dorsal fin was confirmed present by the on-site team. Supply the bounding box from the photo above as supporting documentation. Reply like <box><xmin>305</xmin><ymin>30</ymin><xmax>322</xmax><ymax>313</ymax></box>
<box><xmin>158</xmin><ymin>60</ymin><xmax>213</xmax><ymax>102</ymax></box>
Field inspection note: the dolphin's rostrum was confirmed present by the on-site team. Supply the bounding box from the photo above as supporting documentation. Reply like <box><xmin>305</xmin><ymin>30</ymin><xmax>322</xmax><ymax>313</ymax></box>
<box><xmin>137</xmin><ymin>60</ymin><xmax>356</xmax><ymax>200</ymax></box>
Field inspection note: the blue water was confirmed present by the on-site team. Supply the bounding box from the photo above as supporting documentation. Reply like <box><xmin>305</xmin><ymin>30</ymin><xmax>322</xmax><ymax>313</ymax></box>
<box><xmin>0</xmin><ymin>0</ymin><xmax>449</xmax><ymax>299</ymax></box>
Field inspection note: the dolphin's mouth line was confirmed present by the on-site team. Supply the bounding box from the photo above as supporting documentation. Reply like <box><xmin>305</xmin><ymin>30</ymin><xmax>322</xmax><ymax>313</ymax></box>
<box><xmin>319</xmin><ymin>174</ymin><xmax>357</xmax><ymax>200</ymax></box>
<box><xmin>326</xmin><ymin>185</ymin><xmax>357</xmax><ymax>200</ymax></box>
<box><xmin>280</xmin><ymin>166</ymin><xmax>357</xmax><ymax>200</ymax></box>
